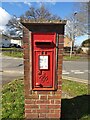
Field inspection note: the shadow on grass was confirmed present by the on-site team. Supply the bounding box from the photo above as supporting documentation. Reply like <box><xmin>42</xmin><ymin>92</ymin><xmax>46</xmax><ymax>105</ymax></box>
<box><xmin>61</xmin><ymin>95</ymin><xmax>90</xmax><ymax>120</ymax></box>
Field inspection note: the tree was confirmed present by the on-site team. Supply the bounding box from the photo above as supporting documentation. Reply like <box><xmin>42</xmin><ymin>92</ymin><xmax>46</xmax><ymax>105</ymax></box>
<box><xmin>66</xmin><ymin>2</ymin><xmax>89</xmax><ymax>38</ymax></box>
<box><xmin>82</xmin><ymin>39</ymin><xmax>90</xmax><ymax>47</ymax></box>
<box><xmin>21</xmin><ymin>4</ymin><xmax>61</xmax><ymax>22</ymax></box>
<box><xmin>6</xmin><ymin>16</ymin><xmax>23</xmax><ymax>37</ymax></box>
<box><xmin>65</xmin><ymin>2</ymin><xmax>89</xmax><ymax>57</ymax></box>
<box><xmin>6</xmin><ymin>4</ymin><xmax>61</xmax><ymax>37</ymax></box>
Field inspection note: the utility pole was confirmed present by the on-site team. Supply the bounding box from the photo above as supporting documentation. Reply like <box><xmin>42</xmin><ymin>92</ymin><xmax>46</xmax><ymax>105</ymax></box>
<box><xmin>70</xmin><ymin>12</ymin><xmax>77</xmax><ymax>58</ymax></box>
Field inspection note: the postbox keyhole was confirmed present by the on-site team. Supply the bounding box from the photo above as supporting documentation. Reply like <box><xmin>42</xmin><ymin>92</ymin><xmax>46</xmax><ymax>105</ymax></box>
<box><xmin>42</xmin><ymin>51</ymin><xmax>47</xmax><ymax>55</ymax></box>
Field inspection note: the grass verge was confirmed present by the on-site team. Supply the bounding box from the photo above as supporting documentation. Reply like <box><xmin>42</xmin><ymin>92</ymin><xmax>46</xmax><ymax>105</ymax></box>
<box><xmin>63</xmin><ymin>55</ymin><xmax>82</xmax><ymax>61</ymax></box>
<box><xmin>1</xmin><ymin>48</ymin><xmax>23</xmax><ymax>58</ymax></box>
<box><xmin>62</xmin><ymin>79</ymin><xmax>88</xmax><ymax>97</ymax></box>
<box><xmin>2</xmin><ymin>79</ymin><xmax>24</xmax><ymax>119</ymax></box>
<box><xmin>2</xmin><ymin>79</ymin><xmax>89</xmax><ymax>119</ymax></box>
<box><xmin>3</xmin><ymin>51</ymin><xmax>23</xmax><ymax>58</ymax></box>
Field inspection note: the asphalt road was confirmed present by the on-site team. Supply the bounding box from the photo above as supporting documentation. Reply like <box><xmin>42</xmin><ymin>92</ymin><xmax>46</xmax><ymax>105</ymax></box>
<box><xmin>62</xmin><ymin>61</ymin><xmax>89</xmax><ymax>80</ymax></box>
<box><xmin>1</xmin><ymin>55</ymin><xmax>24</xmax><ymax>85</ymax></box>
<box><xmin>1</xmin><ymin>55</ymin><xmax>89</xmax><ymax>85</ymax></box>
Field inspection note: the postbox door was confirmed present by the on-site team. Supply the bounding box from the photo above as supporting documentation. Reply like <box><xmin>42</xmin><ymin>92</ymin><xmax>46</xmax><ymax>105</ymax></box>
<box><xmin>32</xmin><ymin>32</ymin><xmax>56</xmax><ymax>90</ymax></box>
<box><xmin>34</xmin><ymin>50</ymin><xmax>54</xmax><ymax>88</ymax></box>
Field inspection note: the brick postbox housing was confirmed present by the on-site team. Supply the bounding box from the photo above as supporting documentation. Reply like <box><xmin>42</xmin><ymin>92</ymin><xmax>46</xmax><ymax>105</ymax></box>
<box><xmin>21</xmin><ymin>20</ymin><xmax>66</xmax><ymax>119</ymax></box>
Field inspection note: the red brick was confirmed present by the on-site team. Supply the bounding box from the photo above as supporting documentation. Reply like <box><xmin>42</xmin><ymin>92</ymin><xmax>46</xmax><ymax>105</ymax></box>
<box><xmin>25</xmin><ymin>99</ymin><xmax>36</xmax><ymax>104</ymax></box>
<box><xmin>55</xmin><ymin>100</ymin><xmax>61</xmax><ymax>104</ymax></box>
<box><xmin>57</xmin><ymin>70</ymin><xmax>62</xmax><ymax>75</ymax></box>
<box><xmin>56</xmin><ymin>91</ymin><xmax>62</xmax><ymax>95</ymax></box>
<box><xmin>49</xmin><ymin>110</ymin><xmax>55</xmax><ymax>113</ymax></box>
<box><xmin>58</xmin><ymin>85</ymin><xmax>62</xmax><ymax>90</ymax></box>
<box><xmin>25</xmin><ymin>113</ymin><xmax>39</xmax><ymax>118</ymax></box>
<box><xmin>23</xmin><ymin>49</ymin><xmax>29</xmax><ymax>59</ymax></box>
<box><xmin>31</xmin><ymin>109</ymin><xmax>37</xmax><ymax>113</ymax></box>
<box><xmin>25</xmin><ymin>110</ymin><xmax>31</xmax><ymax>113</ymax></box>
<box><xmin>40</xmin><ymin>105</ymin><xmax>48</xmax><ymax>109</ymax></box>
<box><xmin>36</xmin><ymin>100</ymin><xmax>50</xmax><ymax>104</ymax></box>
<box><xmin>39</xmin><ymin>113</ymin><xmax>46</xmax><ymax>118</ymax></box>
<box><xmin>37</xmin><ymin>109</ymin><xmax>49</xmax><ymax>113</ymax></box>
<box><xmin>58</xmin><ymin>81</ymin><xmax>62</xmax><ymax>85</ymax></box>
<box><xmin>47</xmin><ymin>113</ymin><xmax>60</xmax><ymax>118</ymax></box>
<box><xmin>40</xmin><ymin>95</ymin><xmax>47</xmax><ymax>99</ymax></box>
<box><xmin>25</xmin><ymin>104</ymin><xmax>39</xmax><ymax>109</ymax></box>
<box><xmin>58</xmin><ymin>49</ymin><xmax>63</xmax><ymax>54</ymax></box>
<box><xmin>58</xmin><ymin>54</ymin><xmax>63</xmax><ymax>58</ymax></box>
<box><xmin>57</xmin><ymin>75</ymin><xmax>62</xmax><ymax>80</ymax></box>
<box><xmin>54</xmin><ymin>110</ymin><xmax>61</xmax><ymax>113</ymax></box>
<box><xmin>58</xmin><ymin>44</ymin><xmax>64</xmax><ymax>49</ymax></box>
<box><xmin>37</xmin><ymin>91</ymin><xmax>50</xmax><ymax>94</ymax></box>
<box><xmin>58</xmin><ymin>65</ymin><xmax>62</xmax><ymax>69</ymax></box>
<box><xmin>29</xmin><ymin>95</ymin><xmax>39</xmax><ymax>99</ymax></box>
<box><xmin>50</xmin><ymin>100</ymin><xmax>54</xmax><ymax>104</ymax></box>
<box><xmin>48</xmin><ymin>95</ymin><xmax>61</xmax><ymax>99</ymax></box>
<box><xmin>23</xmin><ymin>37</ymin><xmax>29</xmax><ymax>43</ymax></box>
<box><xmin>48</xmin><ymin>105</ymin><xmax>60</xmax><ymax>109</ymax></box>
<box><xmin>58</xmin><ymin>60</ymin><xmax>63</xmax><ymax>64</ymax></box>
<box><xmin>23</xmin><ymin>43</ymin><xmax>29</xmax><ymax>49</ymax></box>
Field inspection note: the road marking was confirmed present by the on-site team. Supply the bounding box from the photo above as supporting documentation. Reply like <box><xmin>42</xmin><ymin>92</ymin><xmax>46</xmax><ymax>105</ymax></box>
<box><xmin>63</xmin><ymin>70</ymin><xmax>88</xmax><ymax>75</ymax></box>
<box><xmin>71</xmin><ymin>70</ymin><xmax>80</xmax><ymax>72</ymax></box>
<box><xmin>74</xmin><ymin>71</ymin><xmax>84</xmax><ymax>74</ymax></box>
<box><xmin>62</xmin><ymin>72</ymin><xmax>70</xmax><ymax>75</ymax></box>
<box><xmin>84</xmin><ymin>70</ymin><xmax>88</xmax><ymax>72</ymax></box>
<box><xmin>3</xmin><ymin>70</ymin><xmax>23</xmax><ymax>74</ymax></box>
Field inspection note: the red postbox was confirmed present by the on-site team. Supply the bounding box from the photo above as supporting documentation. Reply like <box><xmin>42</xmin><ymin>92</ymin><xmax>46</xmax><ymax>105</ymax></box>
<box><xmin>22</xmin><ymin>21</ymin><xmax>66</xmax><ymax>119</ymax></box>
<box><xmin>32</xmin><ymin>32</ymin><xmax>56</xmax><ymax>90</ymax></box>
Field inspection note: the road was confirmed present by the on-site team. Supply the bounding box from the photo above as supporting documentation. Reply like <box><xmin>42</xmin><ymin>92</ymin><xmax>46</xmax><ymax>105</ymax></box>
<box><xmin>1</xmin><ymin>55</ymin><xmax>24</xmax><ymax>85</ymax></box>
<box><xmin>0</xmin><ymin>55</ymin><xmax>89</xmax><ymax>85</ymax></box>
<box><xmin>62</xmin><ymin>61</ymin><xmax>89</xmax><ymax>81</ymax></box>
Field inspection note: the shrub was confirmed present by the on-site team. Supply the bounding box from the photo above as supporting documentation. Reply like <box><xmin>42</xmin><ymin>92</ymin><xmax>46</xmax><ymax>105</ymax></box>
<box><xmin>76</xmin><ymin>47</ymin><xmax>83</xmax><ymax>54</ymax></box>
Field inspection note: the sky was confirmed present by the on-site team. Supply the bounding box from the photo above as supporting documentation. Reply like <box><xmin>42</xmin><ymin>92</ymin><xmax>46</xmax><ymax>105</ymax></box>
<box><xmin>1</xmin><ymin>2</ymin><xmax>75</xmax><ymax>19</ymax></box>
<box><xmin>0</xmin><ymin>1</ymin><xmax>89</xmax><ymax>45</ymax></box>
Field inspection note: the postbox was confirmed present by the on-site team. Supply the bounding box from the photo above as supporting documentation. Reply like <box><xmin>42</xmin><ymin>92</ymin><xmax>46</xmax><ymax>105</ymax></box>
<box><xmin>21</xmin><ymin>21</ymin><xmax>66</xmax><ymax>119</ymax></box>
<box><xmin>32</xmin><ymin>32</ymin><xmax>56</xmax><ymax>90</ymax></box>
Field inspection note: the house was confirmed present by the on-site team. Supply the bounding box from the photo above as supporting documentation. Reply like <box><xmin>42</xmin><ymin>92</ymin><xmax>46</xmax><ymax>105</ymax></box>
<box><xmin>10</xmin><ymin>36</ymin><xmax>22</xmax><ymax>48</ymax></box>
<box><xmin>0</xmin><ymin>33</ymin><xmax>11</xmax><ymax>47</ymax></box>
<box><xmin>64</xmin><ymin>35</ymin><xmax>72</xmax><ymax>47</ymax></box>
<box><xmin>64</xmin><ymin>36</ymin><xmax>74</xmax><ymax>52</ymax></box>
<box><xmin>0</xmin><ymin>33</ymin><xmax>22</xmax><ymax>48</ymax></box>
<box><xmin>81</xmin><ymin>38</ymin><xmax>90</xmax><ymax>54</ymax></box>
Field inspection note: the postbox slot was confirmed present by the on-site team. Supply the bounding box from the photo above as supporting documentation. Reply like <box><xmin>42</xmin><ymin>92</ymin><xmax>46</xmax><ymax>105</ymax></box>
<box><xmin>35</xmin><ymin>41</ymin><xmax>51</xmax><ymax>46</ymax></box>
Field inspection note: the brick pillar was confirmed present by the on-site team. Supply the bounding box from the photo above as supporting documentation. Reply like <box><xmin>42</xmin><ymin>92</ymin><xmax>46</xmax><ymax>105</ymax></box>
<box><xmin>23</xmin><ymin>26</ymin><xmax>30</xmax><ymax>97</ymax></box>
<box><xmin>23</xmin><ymin>25</ymin><xmax>64</xmax><ymax>119</ymax></box>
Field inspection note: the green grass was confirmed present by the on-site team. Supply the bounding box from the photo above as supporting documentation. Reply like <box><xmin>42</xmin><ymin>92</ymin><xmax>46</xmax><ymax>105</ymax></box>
<box><xmin>1</xmin><ymin>48</ymin><xmax>19</xmax><ymax>51</ymax></box>
<box><xmin>63</xmin><ymin>55</ymin><xmax>81</xmax><ymax>61</ymax></box>
<box><xmin>2</xmin><ymin>79</ymin><xmax>89</xmax><ymax>119</ymax></box>
<box><xmin>62</xmin><ymin>79</ymin><xmax>88</xmax><ymax>97</ymax></box>
<box><xmin>2</xmin><ymin>79</ymin><xmax>24</xmax><ymax>119</ymax></box>
<box><xmin>61</xmin><ymin>79</ymin><xmax>89</xmax><ymax>120</ymax></box>
<box><xmin>3</xmin><ymin>51</ymin><xmax>23</xmax><ymax>58</ymax></box>
<box><xmin>1</xmin><ymin>48</ymin><xmax>23</xmax><ymax>58</ymax></box>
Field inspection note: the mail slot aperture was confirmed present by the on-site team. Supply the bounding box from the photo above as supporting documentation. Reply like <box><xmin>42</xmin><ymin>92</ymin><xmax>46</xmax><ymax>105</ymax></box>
<box><xmin>35</xmin><ymin>41</ymin><xmax>52</xmax><ymax>45</ymax></box>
